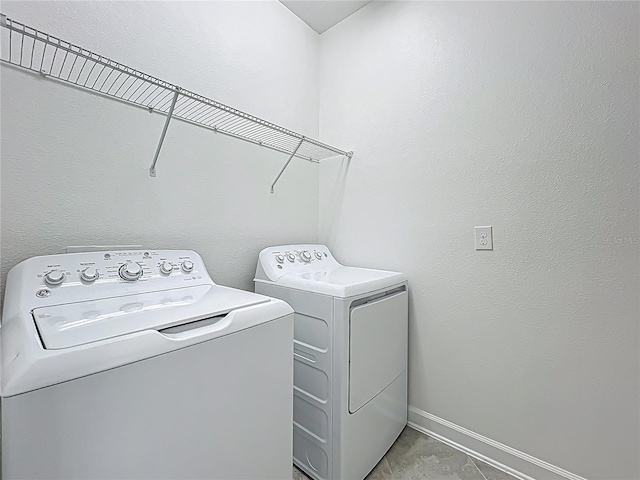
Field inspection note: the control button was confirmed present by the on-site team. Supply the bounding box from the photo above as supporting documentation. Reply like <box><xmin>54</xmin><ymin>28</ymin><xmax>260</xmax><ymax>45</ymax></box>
<box><xmin>314</xmin><ymin>252</ymin><xmax>322</xmax><ymax>260</ymax></box>
<box><xmin>44</xmin><ymin>270</ymin><xmax>65</xmax><ymax>286</ymax></box>
<box><xmin>182</xmin><ymin>260</ymin><xmax>194</xmax><ymax>273</ymax></box>
<box><xmin>275</xmin><ymin>254</ymin><xmax>285</xmax><ymax>264</ymax></box>
<box><xmin>81</xmin><ymin>267</ymin><xmax>99</xmax><ymax>283</ymax></box>
<box><xmin>301</xmin><ymin>251</ymin><xmax>312</xmax><ymax>262</ymax></box>
<box><xmin>286</xmin><ymin>253</ymin><xmax>295</xmax><ymax>262</ymax></box>
<box><xmin>119</xmin><ymin>263</ymin><xmax>142</xmax><ymax>281</ymax></box>
<box><xmin>36</xmin><ymin>289</ymin><xmax>51</xmax><ymax>298</ymax></box>
<box><xmin>160</xmin><ymin>262</ymin><xmax>174</xmax><ymax>275</ymax></box>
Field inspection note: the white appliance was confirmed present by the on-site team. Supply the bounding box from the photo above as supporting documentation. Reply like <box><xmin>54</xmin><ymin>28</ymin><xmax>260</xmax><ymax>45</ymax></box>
<box><xmin>1</xmin><ymin>249</ymin><xmax>294</xmax><ymax>480</ymax></box>
<box><xmin>255</xmin><ymin>245</ymin><xmax>408</xmax><ymax>480</ymax></box>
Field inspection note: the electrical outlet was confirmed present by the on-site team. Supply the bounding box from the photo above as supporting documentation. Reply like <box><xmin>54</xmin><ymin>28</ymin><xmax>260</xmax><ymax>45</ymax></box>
<box><xmin>475</xmin><ymin>226</ymin><xmax>493</xmax><ymax>250</ymax></box>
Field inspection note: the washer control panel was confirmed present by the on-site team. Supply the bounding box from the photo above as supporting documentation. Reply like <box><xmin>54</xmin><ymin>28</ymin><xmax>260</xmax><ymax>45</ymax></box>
<box><xmin>16</xmin><ymin>250</ymin><xmax>211</xmax><ymax>305</ymax></box>
<box><xmin>257</xmin><ymin>244</ymin><xmax>339</xmax><ymax>281</ymax></box>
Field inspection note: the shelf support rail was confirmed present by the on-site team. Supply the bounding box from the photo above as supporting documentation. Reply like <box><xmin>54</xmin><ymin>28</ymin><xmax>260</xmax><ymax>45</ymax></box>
<box><xmin>150</xmin><ymin>87</ymin><xmax>180</xmax><ymax>177</ymax></box>
<box><xmin>270</xmin><ymin>137</ymin><xmax>305</xmax><ymax>193</ymax></box>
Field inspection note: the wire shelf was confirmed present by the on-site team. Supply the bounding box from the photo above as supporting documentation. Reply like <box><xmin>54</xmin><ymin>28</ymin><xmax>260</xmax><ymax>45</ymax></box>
<box><xmin>0</xmin><ymin>14</ymin><xmax>352</xmax><ymax>186</ymax></box>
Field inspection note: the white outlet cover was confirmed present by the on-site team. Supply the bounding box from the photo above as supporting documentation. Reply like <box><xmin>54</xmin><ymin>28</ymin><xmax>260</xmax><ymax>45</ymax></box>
<box><xmin>475</xmin><ymin>226</ymin><xmax>493</xmax><ymax>250</ymax></box>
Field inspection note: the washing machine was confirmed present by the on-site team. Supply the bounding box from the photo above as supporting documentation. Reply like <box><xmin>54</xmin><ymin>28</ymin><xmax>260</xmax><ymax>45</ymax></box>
<box><xmin>1</xmin><ymin>249</ymin><xmax>294</xmax><ymax>480</ymax></box>
<box><xmin>255</xmin><ymin>244</ymin><xmax>408</xmax><ymax>480</ymax></box>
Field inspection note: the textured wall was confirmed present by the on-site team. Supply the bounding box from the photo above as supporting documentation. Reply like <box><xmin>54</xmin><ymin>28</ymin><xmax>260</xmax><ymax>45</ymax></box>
<box><xmin>1</xmin><ymin>1</ymin><xmax>319</xmax><ymax>295</ymax></box>
<box><xmin>3</xmin><ymin>2</ymin><xmax>639</xmax><ymax>479</ymax></box>
<box><xmin>319</xmin><ymin>2</ymin><xmax>639</xmax><ymax>479</ymax></box>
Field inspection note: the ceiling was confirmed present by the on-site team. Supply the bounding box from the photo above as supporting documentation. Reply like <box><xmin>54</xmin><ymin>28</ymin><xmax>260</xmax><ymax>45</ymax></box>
<box><xmin>280</xmin><ymin>1</ymin><xmax>373</xmax><ymax>34</ymax></box>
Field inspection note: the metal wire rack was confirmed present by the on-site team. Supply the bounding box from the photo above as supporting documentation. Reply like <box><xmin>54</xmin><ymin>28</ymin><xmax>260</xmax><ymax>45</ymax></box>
<box><xmin>0</xmin><ymin>14</ymin><xmax>352</xmax><ymax>191</ymax></box>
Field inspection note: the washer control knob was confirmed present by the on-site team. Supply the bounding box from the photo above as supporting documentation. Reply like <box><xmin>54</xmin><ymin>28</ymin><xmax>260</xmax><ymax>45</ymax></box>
<box><xmin>81</xmin><ymin>267</ymin><xmax>99</xmax><ymax>283</ymax></box>
<box><xmin>275</xmin><ymin>254</ymin><xmax>285</xmax><ymax>264</ymax></box>
<box><xmin>44</xmin><ymin>270</ymin><xmax>65</xmax><ymax>286</ymax></box>
<box><xmin>314</xmin><ymin>251</ymin><xmax>322</xmax><ymax>260</ymax></box>
<box><xmin>182</xmin><ymin>260</ymin><xmax>194</xmax><ymax>273</ymax></box>
<box><xmin>301</xmin><ymin>251</ymin><xmax>312</xmax><ymax>262</ymax></box>
<box><xmin>286</xmin><ymin>253</ymin><xmax>295</xmax><ymax>262</ymax></box>
<box><xmin>160</xmin><ymin>262</ymin><xmax>174</xmax><ymax>275</ymax></box>
<box><xmin>119</xmin><ymin>263</ymin><xmax>142</xmax><ymax>281</ymax></box>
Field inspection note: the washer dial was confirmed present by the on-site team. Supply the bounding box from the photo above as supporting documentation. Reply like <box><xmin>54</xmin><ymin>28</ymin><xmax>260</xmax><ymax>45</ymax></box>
<box><xmin>301</xmin><ymin>251</ymin><xmax>312</xmax><ymax>262</ymax></box>
<box><xmin>44</xmin><ymin>270</ymin><xmax>65</xmax><ymax>286</ymax></box>
<box><xmin>119</xmin><ymin>263</ymin><xmax>142</xmax><ymax>281</ymax></box>
<box><xmin>160</xmin><ymin>262</ymin><xmax>174</xmax><ymax>275</ymax></box>
<box><xmin>275</xmin><ymin>254</ymin><xmax>285</xmax><ymax>264</ymax></box>
<box><xmin>286</xmin><ymin>253</ymin><xmax>295</xmax><ymax>262</ymax></box>
<box><xmin>314</xmin><ymin>251</ymin><xmax>322</xmax><ymax>260</ymax></box>
<box><xmin>81</xmin><ymin>267</ymin><xmax>99</xmax><ymax>283</ymax></box>
<box><xmin>182</xmin><ymin>260</ymin><xmax>194</xmax><ymax>273</ymax></box>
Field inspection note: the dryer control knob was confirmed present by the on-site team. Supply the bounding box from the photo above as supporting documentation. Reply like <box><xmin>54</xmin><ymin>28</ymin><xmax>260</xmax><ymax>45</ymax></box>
<box><xmin>80</xmin><ymin>267</ymin><xmax>99</xmax><ymax>283</ymax></box>
<box><xmin>119</xmin><ymin>263</ymin><xmax>142</xmax><ymax>281</ymax></box>
<box><xmin>160</xmin><ymin>262</ymin><xmax>174</xmax><ymax>275</ymax></box>
<box><xmin>44</xmin><ymin>270</ymin><xmax>65</xmax><ymax>286</ymax></box>
<box><xmin>181</xmin><ymin>260</ymin><xmax>194</xmax><ymax>273</ymax></box>
<box><xmin>301</xmin><ymin>251</ymin><xmax>312</xmax><ymax>262</ymax></box>
<box><xmin>286</xmin><ymin>253</ymin><xmax>295</xmax><ymax>262</ymax></box>
<box><xmin>275</xmin><ymin>254</ymin><xmax>285</xmax><ymax>264</ymax></box>
<box><xmin>314</xmin><ymin>251</ymin><xmax>322</xmax><ymax>260</ymax></box>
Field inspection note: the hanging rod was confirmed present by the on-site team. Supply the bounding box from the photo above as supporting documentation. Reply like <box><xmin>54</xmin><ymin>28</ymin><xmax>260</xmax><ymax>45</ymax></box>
<box><xmin>0</xmin><ymin>14</ymin><xmax>353</xmax><ymax>187</ymax></box>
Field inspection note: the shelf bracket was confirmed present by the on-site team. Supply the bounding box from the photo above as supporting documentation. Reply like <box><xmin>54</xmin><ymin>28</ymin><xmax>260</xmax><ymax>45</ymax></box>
<box><xmin>270</xmin><ymin>137</ymin><xmax>305</xmax><ymax>194</ymax></box>
<box><xmin>149</xmin><ymin>87</ymin><xmax>180</xmax><ymax>177</ymax></box>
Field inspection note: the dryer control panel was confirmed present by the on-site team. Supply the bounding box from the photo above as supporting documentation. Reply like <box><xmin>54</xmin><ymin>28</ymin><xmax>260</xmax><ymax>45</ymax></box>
<box><xmin>255</xmin><ymin>244</ymin><xmax>342</xmax><ymax>281</ymax></box>
<box><xmin>13</xmin><ymin>250</ymin><xmax>211</xmax><ymax>306</ymax></box>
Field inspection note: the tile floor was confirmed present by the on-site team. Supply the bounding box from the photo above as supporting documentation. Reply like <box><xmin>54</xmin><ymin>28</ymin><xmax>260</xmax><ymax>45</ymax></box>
<box><xmin>293</xmin><ymin>426</ymin><xmax>518</xmax><ymax>480</ymax></box>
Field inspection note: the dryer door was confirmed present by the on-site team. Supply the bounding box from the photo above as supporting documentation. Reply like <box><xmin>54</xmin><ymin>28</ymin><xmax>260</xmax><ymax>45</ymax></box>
<box><xmin>348</xmin><ymin>289</ymin><xmax>408</xmax><ymax>413</ymax></box>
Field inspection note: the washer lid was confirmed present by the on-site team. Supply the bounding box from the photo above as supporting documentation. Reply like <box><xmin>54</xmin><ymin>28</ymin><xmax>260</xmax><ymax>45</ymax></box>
<box><xmin>33</xmin><ymin>284</ymin><xmax>267</xmax><ymax>349</ymax></box>
<box><xmin>269</xmin><ymin>267</ymin><xmax>406</xmax><ymax>297</ymax></box>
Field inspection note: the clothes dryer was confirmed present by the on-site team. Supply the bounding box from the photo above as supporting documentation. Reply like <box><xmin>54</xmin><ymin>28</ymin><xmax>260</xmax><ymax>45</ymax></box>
<box><xmin>255</xmin><ymin>245</ymin><xmax>408</xmax><ymax>480</ymax></box>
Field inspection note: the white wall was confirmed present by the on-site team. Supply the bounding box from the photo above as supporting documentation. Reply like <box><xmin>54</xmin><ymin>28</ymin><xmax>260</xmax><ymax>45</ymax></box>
<box><xmin>319</xmin><ymin>2</ymin><xmax>639</xmax><ymax>480</ymax></box>
<box><xmin>1</xmin><ymin>1</ymin><xmax>319</xmax><ymax>295</ymax></box>
<box><xmin>2</xmin><ymin>2</ymin><xmax>639</xmax><ymax>479</ymax></box>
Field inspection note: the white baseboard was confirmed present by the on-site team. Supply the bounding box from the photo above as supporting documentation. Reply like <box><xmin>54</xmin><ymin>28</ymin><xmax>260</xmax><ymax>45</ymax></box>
<box><xmin>407</xmin><ymin>405</ymin><xmax>588</xmax><ymax>480</ymax></box>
